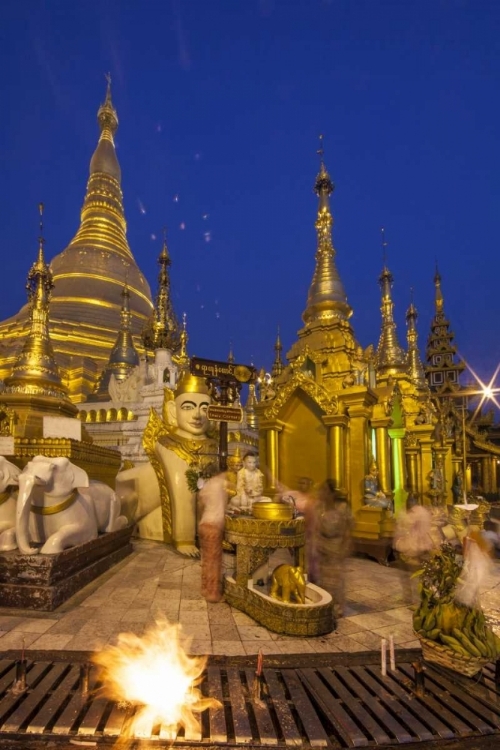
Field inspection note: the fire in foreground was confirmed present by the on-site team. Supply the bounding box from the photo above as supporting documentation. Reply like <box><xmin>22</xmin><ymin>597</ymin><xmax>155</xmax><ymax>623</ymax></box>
<box><xmin>93</xmin><ymin>619</ymin><xmax>220</xmax><ymax>737</ymax></box>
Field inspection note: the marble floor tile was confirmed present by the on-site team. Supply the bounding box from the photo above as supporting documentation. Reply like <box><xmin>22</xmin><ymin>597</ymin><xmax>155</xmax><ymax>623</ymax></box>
<box><xmin>210</xmin><ymin>623</ymin><xmax>240</xmax><ymax>641</ymax></box>
<box><xmin>211</xmin><ymin>640</ymin><xmax>247</xmax><ymax>656</ymax></box>
<box><xmin>11</xmin><ymin>618</ymin><xmax>56</xmax><ymax>633</ymax></box>
<box><xmin>0</xmin><ymin>631</ymin><xmax>45</xmax><ymax>649</ymax></box>
<box><xmin>243</xmin><ymin>641</ymin><xmax>283</xmax><ymax>655</ymax></box>
<box><xmin>30</xmin><ymin>633</ymin><xmax>74</xmax><ymax>650</ymax></box>
<box><xmin>237</xmin><ymin>625</ymin><xmax>273</xmax><ymax>641</ymax></box>
<box><xmin>347</xmin><ymin>612</ymin><xmax>404</xmax><ymax>629</ymax></box>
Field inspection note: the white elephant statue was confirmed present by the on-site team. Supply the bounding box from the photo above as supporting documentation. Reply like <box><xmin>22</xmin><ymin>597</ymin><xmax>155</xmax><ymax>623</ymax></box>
<box><xmin>16</xmin><ymin>455</ymin><xmax>128</xmax><ymax>555</ymax></box>
<box><xmin>0</xmin><ymin>456</ymin><xmax>21</xmax><ymax>552</ymax></box>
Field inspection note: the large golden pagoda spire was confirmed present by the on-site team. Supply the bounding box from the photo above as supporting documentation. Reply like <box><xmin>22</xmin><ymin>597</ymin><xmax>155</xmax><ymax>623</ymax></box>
<box><xmin>4</xmin><ymin>206</ymin><xmax>70</xmax><ymax>401</ymax></box>
<box><xmin>302</xmin><ymin>136</ymin><xmax>352</xmax><ymax>324</ymax></box>
<box><xmin>92</xmin><ymin>283</ymin><xmax>140</xmax><ymax>400</ymax></box>
<box><xmin>142</xmin><ymin>230</ymin><xmax>179</xmax><ymax>353</ymax></box>
<box><xmin>375</xmin><ymin>230</ymin><xmax>406</xmax><ymax>378</ymax></box>
<box><xmin>405</xmin><ymin>291</ymin><xmax>428</xmax><ymax>392</ymax></box>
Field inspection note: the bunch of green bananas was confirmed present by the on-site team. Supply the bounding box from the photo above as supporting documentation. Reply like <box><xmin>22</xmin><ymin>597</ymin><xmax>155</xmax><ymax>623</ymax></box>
<box><xmin>414</xmin><ymin>543</ymin><xmax>462</xmax><ymax>608</ymax></box>
<box><xmin>414</xmin><ymin>604</ymin><xmax>500</xmax><ymax>660</ymax></box>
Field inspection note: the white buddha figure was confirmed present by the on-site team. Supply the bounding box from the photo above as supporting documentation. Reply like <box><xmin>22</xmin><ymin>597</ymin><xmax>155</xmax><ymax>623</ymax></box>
<box><xmin>229</xmin><ymin>451</ymin><xmax>270</xmax><ymax>512</ymax></box>
<box><xmin>116</xmin><ymin>372</ymin><xmax>217</xmax><ymax>556</ymax></box>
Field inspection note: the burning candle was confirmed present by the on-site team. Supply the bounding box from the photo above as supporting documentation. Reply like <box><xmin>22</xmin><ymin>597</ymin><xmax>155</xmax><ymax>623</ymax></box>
<box><xmin>389</xmin><ymin>635</ymin><xmax>395</xmax><ymax>671</ymax></box>
<box><xmin>256</xmin><ymin>648</ymin><xmax>263</xmax><ymax>677</ymax></box>
<box><xmin>381</xmin><ymin>638</ymin><xmax>387</xmax><ymax>677</ymax></box>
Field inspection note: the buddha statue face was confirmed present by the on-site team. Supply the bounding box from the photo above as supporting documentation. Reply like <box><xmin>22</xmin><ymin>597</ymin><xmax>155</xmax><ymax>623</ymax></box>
<box><xmin>243</xmin><ymin>454</ymin><xmax>257</xmax><ymax>472</ymax></box>
<box><xmin>166</xmin><ymin>374</ymin><xmax>211</xmax><ymax>439</ymax></box>
<box><xmin>167</xmin><ymin>392</ymin><xmax>210</xmax><ymax>439</ymax></box>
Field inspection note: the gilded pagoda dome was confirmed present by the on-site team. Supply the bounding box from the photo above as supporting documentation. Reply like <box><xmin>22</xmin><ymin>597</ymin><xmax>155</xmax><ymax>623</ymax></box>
<box><xmin>0</xmin><ymin>80</ymin><xmax>153</xmax><ymax>402</ymax></box>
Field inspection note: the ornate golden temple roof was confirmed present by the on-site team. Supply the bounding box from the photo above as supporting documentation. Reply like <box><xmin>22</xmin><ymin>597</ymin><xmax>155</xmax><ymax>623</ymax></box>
<box><xmin>0</xmin><ymin>79</ymin><xmax>153</xmax><ymax>402</ymax></box>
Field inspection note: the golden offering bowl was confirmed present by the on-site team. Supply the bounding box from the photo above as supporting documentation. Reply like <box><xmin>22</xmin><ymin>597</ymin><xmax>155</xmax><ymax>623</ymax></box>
<box><xmin>252</xmin><ymin>502</ymin><xmax>294</xmax><ymax>521</ymax></box>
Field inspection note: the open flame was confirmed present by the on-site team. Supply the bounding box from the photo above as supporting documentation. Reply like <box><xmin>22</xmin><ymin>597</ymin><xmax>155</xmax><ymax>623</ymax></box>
<box><xmin>93</xmin><ymin>619</ymin><xmax>219</xmax><ymax>738</ymax></box>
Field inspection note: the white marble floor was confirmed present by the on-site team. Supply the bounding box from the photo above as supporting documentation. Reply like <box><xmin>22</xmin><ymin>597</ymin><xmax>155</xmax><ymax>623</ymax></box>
<box><xmin>0</xmin><ymin>539</ymin><xmax>498</xmax><ymax>657</ymax></box>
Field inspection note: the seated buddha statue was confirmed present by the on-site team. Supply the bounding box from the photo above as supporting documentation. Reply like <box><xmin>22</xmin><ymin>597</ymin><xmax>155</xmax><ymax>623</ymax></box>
<box><xmin>363</xmin><ymin>461</ymin><xmax>392</xmax><ymax>510</ymax></box>
<box><xmin>228</xmin><ymin>451</ymin><xmax>270</xmax><ymax>512</ymax></box>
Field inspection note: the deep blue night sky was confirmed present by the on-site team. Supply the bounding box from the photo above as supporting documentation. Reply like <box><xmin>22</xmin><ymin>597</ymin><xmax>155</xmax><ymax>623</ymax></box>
<box><xmin>0</xmin><ymin>0</ymin><xmax>499</xmax><ymax>387</ymax></box>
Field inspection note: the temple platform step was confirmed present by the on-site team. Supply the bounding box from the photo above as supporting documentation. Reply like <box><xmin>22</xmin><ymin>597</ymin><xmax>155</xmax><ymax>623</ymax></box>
<box><xmin>0</xmin><ymin>526</ymin><xmax>133</xmax><ymax>611</ymax></box>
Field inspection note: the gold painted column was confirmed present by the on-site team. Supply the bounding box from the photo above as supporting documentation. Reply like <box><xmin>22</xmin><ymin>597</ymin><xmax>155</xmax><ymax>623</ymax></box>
<box><xmin>388</xmin><ymin>427</ymin><xmax>406</xmax><ymax>514</ymax></box>
<box><xmin>412</xmin><ymin>425</ymin><xmax>435</xmax><ymax>507</ymax></box>
<box><xmin>323</xmin><ymin>414</ymin><xmax>348</xmax><ymax>490</ymax></box>
<box><xmin>342</xmin><ymin>387</ymin><xmax>377</xmax><ymax>515</ymax></box>
<box><xmin>482</xmin><ymin>456</ymin><xmax>491</xmax><ymax>494</ymax></box>
<box><xmin>404</xmin><ymin>432</ymin><xmax>419</xmax><ymax>496</ymax></box>
<box><xmin>259</xmin><ymin>419</ymin><xmax>284</xmax><ymax>496</ymax></box>
<box><xmin>371</xmin><ymin>418</ymin><xmax>392</xmax><ymax>496</ymax></box>
<box><xmin>491</xmin><ymin>456</ymin><xmax>498</xmax><ymax>495</ymax></box>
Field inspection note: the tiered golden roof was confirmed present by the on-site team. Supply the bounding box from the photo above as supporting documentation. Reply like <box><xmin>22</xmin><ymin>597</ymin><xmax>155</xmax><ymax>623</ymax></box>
<box><xmin>0</xmin><ymin>79</ymin><xmax>153</xmax><ymax>402</ymax></box>
<box><xmin>375</xmin><ymin>261</ymin><xmax>407</xmax><ymax>379</ymax></box>
<box><xmin>286</xmin><ymin>143</ymin><xmax>360</xmax><ymax>391</ymax></box>
<box><xmin>405</xmin><ymin>294</ymin><xmax>428</xmax><ymax>393</ymax></box>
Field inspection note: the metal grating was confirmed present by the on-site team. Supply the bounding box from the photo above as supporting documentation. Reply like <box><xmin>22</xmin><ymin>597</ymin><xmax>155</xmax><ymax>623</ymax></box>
<box><xmin>0</xmin><ymin>657</ymin><xmax>498</xmax><ymax>748</ymax></box>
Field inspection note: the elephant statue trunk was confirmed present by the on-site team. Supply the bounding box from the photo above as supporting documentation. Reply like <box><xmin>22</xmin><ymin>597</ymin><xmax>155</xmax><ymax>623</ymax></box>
<box><xmin>16</xmin><ymin>472</ymin><xmax>40</xmax><ymax>555</ymax></box>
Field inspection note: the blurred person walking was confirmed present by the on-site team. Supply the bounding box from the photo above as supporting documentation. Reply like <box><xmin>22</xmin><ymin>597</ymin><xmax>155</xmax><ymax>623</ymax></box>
<box><xmin>314</xmin><ymin>480</ymin><xmax>354</xmax><ymax>618</ymax></box>
<box><xmin>198</xmin><ymin>472</ymin><xmax>229</xmax><ymax>603</ymax></box>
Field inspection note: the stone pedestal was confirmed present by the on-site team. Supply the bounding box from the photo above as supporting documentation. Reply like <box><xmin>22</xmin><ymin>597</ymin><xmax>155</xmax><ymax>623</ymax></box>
<box><xmin>0</xmin><ymin>527</ymin><xmax>133</xmax><ymax>611</ymax></box>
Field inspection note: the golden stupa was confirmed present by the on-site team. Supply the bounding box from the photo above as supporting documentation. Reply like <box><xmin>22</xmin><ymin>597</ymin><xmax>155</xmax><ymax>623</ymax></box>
<box><xmin>0</xmin><ymin>78</ymin><xmax>153</xmax><ymax>402</ymax></box>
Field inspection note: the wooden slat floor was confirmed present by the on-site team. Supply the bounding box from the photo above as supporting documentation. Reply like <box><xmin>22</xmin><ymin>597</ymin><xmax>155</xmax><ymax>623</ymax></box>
<box><xmin>0</xmin><ymin>656</ymin><xmax>498</xmax><ymax>749</ymax></box>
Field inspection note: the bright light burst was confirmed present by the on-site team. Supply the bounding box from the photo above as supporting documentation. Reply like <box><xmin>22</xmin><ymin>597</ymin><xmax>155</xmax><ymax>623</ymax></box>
<box><xmin>92</xmin><ymin>619</ymin><xmax>219</xmax><ymax>738</ymax></box>
<box><xmin>461</xmin><ymin>359</ymin><xmax>500</xmax><ymax>421</ymax></box>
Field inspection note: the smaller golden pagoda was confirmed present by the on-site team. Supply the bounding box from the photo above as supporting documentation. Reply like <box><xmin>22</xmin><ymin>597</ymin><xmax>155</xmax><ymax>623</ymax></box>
<box><xmin>1</xmin><ymin>206</ymin><xmax>78</xmax><ymax>437</ymax></box>
<box><xmin>142</xmin><ymin>231</ymin><xmax>180</xmax><ymax>355</ymax></box>
<box><xmin>92</xmin><ymin>284</ymin><xmax>140</xmax><ymax>401</ymax></box>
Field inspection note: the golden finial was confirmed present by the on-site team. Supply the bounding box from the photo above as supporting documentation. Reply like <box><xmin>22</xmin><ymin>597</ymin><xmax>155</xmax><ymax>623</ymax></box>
<box><xmin>97</xmin><ymin>72</ymin><xmax>118</xmax><ymax>137</ymax></box>
<box><xmin>37</xmin><ymin>203</ymin><xmax>45</xmax><ymax>264</ymax></box>
<box><xmin>228</xmin><ymin>341</ymin><xmax>235</xmax><ymax>364</ymax></box>
<box><xmin>317</xmin><ymin>134</ymin><xmax>324</xmax><ymax>163</ymax></box>
<box><xmin>381</xmin><ymin>227</ymin><xmax>388</xmax><ymax>267</ymax></box>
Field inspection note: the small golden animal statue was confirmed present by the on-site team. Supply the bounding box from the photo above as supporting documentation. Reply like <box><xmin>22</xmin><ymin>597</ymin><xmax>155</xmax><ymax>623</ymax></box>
<box><xmin>269</xmin><ymin>564</ymin><xmax>306</xmax><ymax>604</ymax></box>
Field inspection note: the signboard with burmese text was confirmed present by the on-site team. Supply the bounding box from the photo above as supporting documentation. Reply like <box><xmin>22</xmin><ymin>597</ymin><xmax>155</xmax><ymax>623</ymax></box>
<box><xmin>207</xmin><ymin>405</ymin><xmax>243</xmax><ymax>423</ymax></box>
<box><xmin>190</xmin><ymin>357</ymin><xmax>256</xmax><ymax>384</ymax></box>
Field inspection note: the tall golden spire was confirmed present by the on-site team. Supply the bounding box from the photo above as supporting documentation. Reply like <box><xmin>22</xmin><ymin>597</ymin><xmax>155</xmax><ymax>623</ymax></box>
<box><xmin>92</xmin><ymin>283</ymin><xmax>140</xmax><ymax>400</ymax></box>
<box><xmin>405</xmin><ymin>290</ymin><xmax>427</xmax><ymax>392</ymax></box>
<box><xmin>172</xmin><ymin>312</ymin><xmax>190</xmax><ymax>371</ymax></box>
<box><xmin>302</xmin><ymin>135</ymin><xmax>352</xmax><ymax>324</ymax></box>
<box><xmin>271</xmin><ymin>326</ymin><xmax>284</xmax><ymax>378</ymax></box>
<box><xmin>227</xmin><ymin>342</ymin><xmax>235</xmax><ymax>364</ymax></box>
<box><xmin>4</xmin><ymin>206</ymin><xmax>70</xmax><ymax>400</ymax></box>
<box><xmin>142</xmin><ymin>229</ymin><xmax>179</xmax><ymax>352</ymax></box>
<box><xmin>375</xmin><ymin>229</ymin><xmax>406</xmax><ymax>377</ymax></box>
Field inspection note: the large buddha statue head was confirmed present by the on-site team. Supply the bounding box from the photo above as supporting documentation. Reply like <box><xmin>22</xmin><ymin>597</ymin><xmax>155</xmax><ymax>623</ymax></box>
<box><xmin>165</xmin><ymin>373</ymin><xmax>211</xmax><ymax>439</ymax></box>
